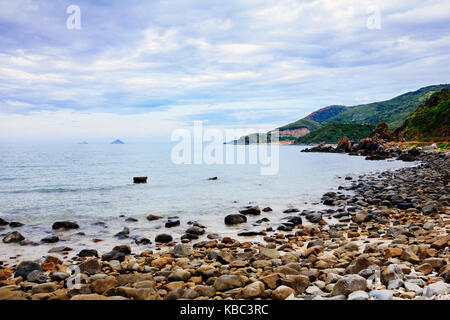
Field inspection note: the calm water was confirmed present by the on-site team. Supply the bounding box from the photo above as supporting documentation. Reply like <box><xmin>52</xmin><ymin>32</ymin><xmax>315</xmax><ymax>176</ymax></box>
<box><xmin>0</xmin><ymin>143</ymin><xmax>416</xmax><ymax>260</ymax></box>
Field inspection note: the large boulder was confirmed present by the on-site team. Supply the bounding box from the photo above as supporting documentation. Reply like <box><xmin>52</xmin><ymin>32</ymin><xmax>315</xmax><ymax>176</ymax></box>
<box><xmin>213</xmin><ymin>275</ymin><xmax>246</xmax><ymax>291</ymax></box>
<box><xmin>52</xmin><ymin>221</ymin><xmax>79</xmax><ymax>230</ymax></box>
<box><xmin>155</xmin><ymin>234</ymin><xmax>173</xmax><ymax>243</ymax></box>
<box><xmin>239</xmin><ymin>206</ymin><xmax>261</xmax><ymax>215</ymax></box>
<box><xmin>336</xmin><ymin>136</ymin><xmax>352</xmax><ymax>153</ymax></box>
<box><xmin>15</xmin><ymin>261</ymin><xmax>42</xmax><ymax>279</ymax></box>
<box><xmin>2</xmin><ymin>231</ymin><xmax>25</xmax><ymax>243</ymax></box>
<box><xmin>224</xmin><ymin>214</ymin><xmax>247</xmax><ymax>225</ymax></box>
<box><xmin>331</xmin><ymin>274</ymin><xmax>368</xmax><ymax>296</ymax></box>
<box><xmin>368</xmin><ymin>120</ymin><xmax>392</xmax><ymax>141</ymax></box>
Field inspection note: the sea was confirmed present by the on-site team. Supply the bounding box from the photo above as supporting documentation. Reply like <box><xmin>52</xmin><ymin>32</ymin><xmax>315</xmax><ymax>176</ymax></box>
<box><xmin>0</xmin><ymin>143</ymin><xmax>417</xmax><ymax>261</ymax></box>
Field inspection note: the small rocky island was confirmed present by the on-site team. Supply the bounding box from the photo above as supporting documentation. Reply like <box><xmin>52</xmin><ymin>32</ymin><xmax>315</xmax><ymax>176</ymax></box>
<box><xmin>111</xmin><ymin>139</ymin><xmax>125</xmax><ymax>144</ymax></box>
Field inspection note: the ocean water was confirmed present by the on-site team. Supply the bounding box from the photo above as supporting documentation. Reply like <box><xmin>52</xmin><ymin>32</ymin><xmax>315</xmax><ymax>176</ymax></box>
<box><xmin>0</xmin><ymin>143</ymin><xmax>416</xmax><ymax>261</ymax></box>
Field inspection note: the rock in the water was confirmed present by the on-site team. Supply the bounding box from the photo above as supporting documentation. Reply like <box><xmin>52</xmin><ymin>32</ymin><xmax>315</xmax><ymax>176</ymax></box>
<box><xmin>336</xmin><ymin>136</ymin><xmax>352</xmax><ymax>152</ymax></box>
<box><xmin>133</xmin><ymin>176</ymin><xmax>147</xmax><ymax>184</ymax></box>
<box><xmin>113</xmin><ymin>245</ymin><xmax>131</xmax><ymax>255</ymax></box>
<box><xmin>155</xmin><ymin>234</ymin><xmax>173</xmax><ymax>243</ymax></box>
<box><xmin>186</xmin><ymin>226</ymin><xmax>205</xmax><ymax>235</ymax></box>
<box><xmin>146</xmin><ymin>214</ymin><xmax>162</xmax><ymax>221</ymax></box>
<box><xmin>2</xmin><ymin>231</ymin><xmax>25</xmax><ymax>243</ymax></box>
<box><xmin>52</xmin><ymin>221</ymin><xmax>79</xmax><ymax>230</ymax></box>
<box><xmin>165</xmin><ymin>220</ymin><xmax>180</xmax><ymax>228</ymax></box>
<box><xmin>41</xmin><ymin>235</ymin><xmax>59</xmax><ymax>243</ymax></box>
<box><xmin>78</xmin><ymin>249</ymin><xmax>99</xmax><ymax>258</ymax></box>
<box><xmin>0</xmin><ymin>217</ymin><xmax>9</xmax><ymax>226</ymax></box>
<box><xmin>15</xmin><ymin>261</ymin><xmax>42</xmax><ymax>279</ymax></box>
<box><xmin>239</xmin><ymin>206</ymin><xmax>261</xmax><ymax>215</ymax></box>
<box><xmin>9</xmin><ymin>222</ymin><xmax>24</xmax><ymax>228</ymax></box>
<box><xmin>224</xmin><ymin>214</ymin><xmax>247</xmax><ymax>225</ymax></box>
<box><xmin>114</xmin><ymin>227</ymin><xmax>130</xmax><ymax>239</ymax></box>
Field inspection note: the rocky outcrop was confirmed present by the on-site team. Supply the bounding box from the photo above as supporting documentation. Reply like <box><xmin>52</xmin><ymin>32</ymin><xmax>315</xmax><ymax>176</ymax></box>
<box><xmin>368</xmin><ymin>120</ymin><xmax>393</xmax><ymax>142</ymax></box>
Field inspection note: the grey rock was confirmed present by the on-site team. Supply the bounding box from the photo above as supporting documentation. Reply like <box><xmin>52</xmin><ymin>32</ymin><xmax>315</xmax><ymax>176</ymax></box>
<box><xmin>15</xmin><ymin>261</ymin><xmax>42</xmax><ymax>279</ymax></box>
<box><xmin>26</xmin><ymin>270</ymin><xmax>48</xmax><ymax>283</ymax></box>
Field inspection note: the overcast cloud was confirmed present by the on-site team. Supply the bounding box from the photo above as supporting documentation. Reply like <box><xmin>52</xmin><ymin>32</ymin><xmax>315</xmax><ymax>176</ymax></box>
<box><xmin>0</xmin><ymin>0</ymin><xmax>449</xmax><ymax>141</ymax></box>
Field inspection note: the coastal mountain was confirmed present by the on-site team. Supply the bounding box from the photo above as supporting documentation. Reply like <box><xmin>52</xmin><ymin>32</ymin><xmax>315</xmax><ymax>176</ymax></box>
<box><xmin>304</xmin><ymin>105</ymin><xmax>347</xmax><ymax>123</ymax></box>
<box><xmin>295</xmin><ymin>124</ymin><xmax>375</xmax><ymax>145</ymax></box>
<box><xmin>322</xmin><ymin>84</ymin><xmax>450</xmax><ymax>129</ymax></box>
<box><xmin>394</xmin><ymin>88</ymin><xmax>449</xmax><ymax>141</ymax></box>
<box><xmin>239</xmin><ymin>84</ymin><xmax>450</xmax><ymax>145</ymax></box>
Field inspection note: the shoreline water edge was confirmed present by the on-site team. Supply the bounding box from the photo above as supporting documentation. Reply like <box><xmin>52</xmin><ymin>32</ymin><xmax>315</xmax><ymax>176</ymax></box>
<box><xmin>0</xmin><ymin>146</ymin><xmax>449</xmax><ymax>301</ymax></box>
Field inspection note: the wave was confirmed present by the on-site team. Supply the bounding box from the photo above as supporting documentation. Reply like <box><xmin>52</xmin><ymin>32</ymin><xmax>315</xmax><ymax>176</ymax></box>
<box><xmin>0</xmin><ymin>185</ymin><xmax>130</xmax><ymax>194</ymax></box>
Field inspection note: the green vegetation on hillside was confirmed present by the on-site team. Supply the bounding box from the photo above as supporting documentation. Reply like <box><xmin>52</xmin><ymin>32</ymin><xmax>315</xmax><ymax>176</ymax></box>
<box><xmin>278</xmin><ymin>118</ymin><xmax>321</xmax><ymax>131</ymax></box>
<box><xmin>394</xmin><ymin>89</ymin><xmax>450</xmax><ymax>140</ymax></box>
<box><xmin>295</xmin><ymin>124</ymin><xmax>375</xmax><ymax>145</ymax></box>
<box><xmin>304</xmin><ymin>105</ymin><xmax>347</xmax><ymax>123</ymax></box>
<box><xmin>323</xmin><ymin>84</ymin><xmax>450</xmax><ymax>129</ymax></box>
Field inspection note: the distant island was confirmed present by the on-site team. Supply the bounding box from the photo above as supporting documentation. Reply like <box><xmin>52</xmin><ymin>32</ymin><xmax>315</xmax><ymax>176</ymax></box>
<box><xmin>111</xmin><ymin>139</ymin><xmax>125</xmax><ymax>144</ymax></box>
<box><xmin>78</xmin><ymin>141</ymin><xmax>88</xmax><ymax>144</ymax></box>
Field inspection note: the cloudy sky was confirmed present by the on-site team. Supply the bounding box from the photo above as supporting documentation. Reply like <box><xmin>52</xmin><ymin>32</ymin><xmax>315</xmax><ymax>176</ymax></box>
<box><xmin>0</xmin><ymin>0</ymin><xmax>449</xmax><ymax>142</ymax></box>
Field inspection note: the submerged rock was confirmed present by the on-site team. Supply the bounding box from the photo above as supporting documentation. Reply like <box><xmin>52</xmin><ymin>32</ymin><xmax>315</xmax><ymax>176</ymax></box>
<box><xmin>2</xmin><ymin>231</ymin><xmax>25</xmax><ymax>243</ymax></box>
<box><xmin>155</xmin><ymin>234</ymin><xmax>173</xmax><ymax>243</ymax></box>
<box><xmin>239</xmin><ymin>206</ymin><xmax>261</xmax><ymax>215</ymax></box>
<box><xmin>52</xmin><ymin>221</ymin><xmax>79</xmax><ymax>230</ymax></box>
<box><xmin>224</xmin><ymin>214</ymin><xmax>247</xmax><ymax>225</ymax></box>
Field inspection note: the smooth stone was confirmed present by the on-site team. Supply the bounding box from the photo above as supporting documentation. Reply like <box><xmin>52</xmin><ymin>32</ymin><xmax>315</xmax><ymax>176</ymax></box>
<box><xmin>52</xmin><ymin>221</ymin><xmax>79</xmax><ymax>230</ymax></box>
<box><xmin>155</xmin><ymin>234</ymin><xmax>173</xmax><ymax>243</ymax></box>
<box><xmin>15</xmin><ymin>261</ymin><xmax>42</xmax><ymax>279</ymax></box>
<box><xmin>348</xmin><ymin>290</ymin><xmax>369</xmax><ymax>300</ymax></box>
<box><xmin>173</xmin><ymin>244</ymin><xmax>190</xmax><ymax>257</ymax></box>
<box><xmin>26</xmin><ymin>270</ymin><xmax>48</xmax><ymax>284</ymax></box>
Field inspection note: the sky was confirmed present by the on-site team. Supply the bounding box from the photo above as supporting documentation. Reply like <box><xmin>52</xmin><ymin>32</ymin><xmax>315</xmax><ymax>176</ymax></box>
<box><xmin>0</xmin><ymin>0</ymin><xmax>449</xmax><ymax>142</ymax></box>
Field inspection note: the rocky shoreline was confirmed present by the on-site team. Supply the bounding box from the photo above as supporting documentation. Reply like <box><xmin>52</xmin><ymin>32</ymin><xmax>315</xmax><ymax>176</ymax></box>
<box><xmin>0</xmin><ymin>148</ymin><xmax>449</xmax><ymax>300</ymax></box>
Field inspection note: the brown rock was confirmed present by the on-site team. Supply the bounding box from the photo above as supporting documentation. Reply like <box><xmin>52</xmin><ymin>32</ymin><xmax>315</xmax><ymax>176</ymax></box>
<box><xmin>416</xmin><ymin>263</ymin><xmax>433</xmax><ymax>275</ymax></box>
<box><xmin>280</xmin><ymin>274</ymin><xmax>310</xmax><ymax>294</ymax></box>
<box><xmin>384</xmin><ymin>247</ymin><xmax>403</xmax><ymax>259</ymax></box>
<box><xmin>151</xmin><ymin>257</ymin><xmax>173</xmax><ymax>268</ymax></box>
<box><xmin>213</xmin><ymin>275</ymin><xmax>246</xmax><ymax>291</ymax></box>
<box><xmin>71</xmin><ymin>294</ymin><xmax>110</xmax><ymax>300</ymax></box>
<box><xmin>431</xmin><ymin>236</ymin><xmax>449</xmax><ymax>250</ymax></box>
<box><xmin>271</xmin><ymin>285</ymin><xmax>294</xmax><ymax>300</ymax></box>
<box><xmin>261</xmin><ymin>274</ymin><xmax>280</xmax><ymax>289</ymax></box>
<box><xmin>400</xmin><ymin>247</ymin><xmax>421</xmax><ymax>264</ymax></box>
<box><xmin>91</xmin><ymin>277</ymin><xmax>119</xmax><ymax>294</ymax></box>
<box><xmin>240</xmin><ymin>281</ymin><xmax>265</xmax><ymax>299</ymax></box>
<box><xmin>346</xmin><ymin>256</ymin><xmax>373</xmax><ymax>274</ymax></box>
<box><xmin>79</xmin><ymin>258</ymin><xmax>101</xmax><ymax>274</ymax></box>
